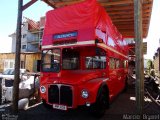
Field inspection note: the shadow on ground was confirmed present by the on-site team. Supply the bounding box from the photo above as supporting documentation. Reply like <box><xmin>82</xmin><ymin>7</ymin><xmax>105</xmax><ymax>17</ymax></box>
<box><xmin>1</xmin><ymin>85</ymin><xmax>160</xmax><ymax>120</ymax></box>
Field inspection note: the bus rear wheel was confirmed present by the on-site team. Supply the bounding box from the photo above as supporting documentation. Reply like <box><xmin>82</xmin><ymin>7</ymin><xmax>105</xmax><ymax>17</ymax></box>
<box><xmin>123</xmin><ymin>77</ymin><xmax>128</xmax><ymax>92</ymax></box>
<box><xmin>0</xmin><ymin>78</ymin><xmax>2</xmax><ymax>105</ymax></box>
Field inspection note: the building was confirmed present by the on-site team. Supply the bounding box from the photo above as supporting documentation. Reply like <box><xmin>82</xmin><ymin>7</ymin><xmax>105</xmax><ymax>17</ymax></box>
<box><xmin>0</xmin><ymin>53</ymin><xmax>41</xmax><ymax>72</ymax></box>
<box><xmin>0</xmin><ymin>17</ymin><xmax>45</xmax><ymax>72</ymax></box>
<box><xmin>9</xmin><ymin>17</ymin><xmax>45</xmax><ymax>53</ymax></box>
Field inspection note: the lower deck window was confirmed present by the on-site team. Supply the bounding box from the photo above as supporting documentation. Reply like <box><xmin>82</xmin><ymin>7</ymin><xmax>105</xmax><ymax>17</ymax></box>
<box><xmin>63</xmin><ymin>58</ymin><xmax>79</xmax><ymax>70</ymax></box>
<box><xmin>85</xmin><ymin>56</ymin><xmax>106</xmax><ymax>69</ymax></box>
<box><xmin>62</xmin><ymin>48</ymin><xmax>79</xmax><ymax>70</ymax></box>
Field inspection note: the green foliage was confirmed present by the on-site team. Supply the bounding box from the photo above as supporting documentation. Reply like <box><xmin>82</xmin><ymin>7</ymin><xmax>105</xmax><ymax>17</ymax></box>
<box><xmin>146</xmin><ymin>59</ymin><xmax>154</xmax><ymax>75</ymax></box>
<box><xmin>147</xmin><ymin>59</ymin><xmax>153</xmax><ymax>69</ymax></box>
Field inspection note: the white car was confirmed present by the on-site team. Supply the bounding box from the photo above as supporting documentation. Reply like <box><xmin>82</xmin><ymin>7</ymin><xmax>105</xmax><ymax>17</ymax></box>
<box><xmin>0</xmin><ymin>68</ymin><xmax>27</xmax><ymax>80</ymax></box>
<box><xmin>0</xmin><ymin>69</ymin><xmax>28</xmax><ymax>104</ymax></box>
<box><xmin>0</xmin><ymin>71</ymin><xmax>40</xmax><ymax>109</ymax></box>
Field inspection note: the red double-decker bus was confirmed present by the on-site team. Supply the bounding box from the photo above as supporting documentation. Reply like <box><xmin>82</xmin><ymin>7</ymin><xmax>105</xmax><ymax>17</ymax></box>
<box><xmin>40</xmin><ymin>0</ymin><xmax>128</xmax><ymax>116</ymax></box>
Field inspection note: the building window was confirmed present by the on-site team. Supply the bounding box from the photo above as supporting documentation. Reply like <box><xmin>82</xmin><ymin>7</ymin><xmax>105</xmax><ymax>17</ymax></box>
<box><xmin>4</xmin><ymin>61</ymin><xmax>9</xmax><ymax>69</ymax></box>
<box><xmin>39</xmin><ymin>29</ymin><xmax>44</xmax><ymax>39</ymax></box>
<box><xmin>10</xmin><ymin>62</ymin><xmax>14</xmax><ymax>68</ymax></box>
<box><xmin>22</xmin><ymin>34</ymin><xmax>26</xmax><ymax>38</ymax></box>
<box><xmin>21</xmin><ymin>61</ymin><xmax>25</xmax><ymax>69</ymax></box>
<box><xmin>4</xmin><ymin>59</ymin><xmax>15</xmax><ymax>70</ymax></box>
<box><xmin>35</xmin><ymin>34</ymin><xmax>39</xmax><ymax>41</ymax></box>
<box><xmin>22</xmin><ymin>45</ymin><xmax>26</xmax><ymax>49</ymax></box>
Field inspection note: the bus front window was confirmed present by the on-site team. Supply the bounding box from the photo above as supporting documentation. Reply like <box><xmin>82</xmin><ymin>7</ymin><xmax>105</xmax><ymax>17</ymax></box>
<box><xmin>42</xmin><ymin>49</ymin><xmax>60</xmax><ymax>72</ymax></box>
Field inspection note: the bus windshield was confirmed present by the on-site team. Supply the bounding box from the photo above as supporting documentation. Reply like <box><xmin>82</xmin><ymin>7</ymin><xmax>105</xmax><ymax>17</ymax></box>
<box><xmin>42</xmin><ymin>49</ymin><xmax>60</xmax><ymax>72</ymax></box>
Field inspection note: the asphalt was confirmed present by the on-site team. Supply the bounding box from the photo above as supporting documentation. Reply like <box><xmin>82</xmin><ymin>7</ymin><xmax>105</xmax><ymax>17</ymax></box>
<box><xmin>0</xmin><ymin>85</ymin><xmax>160</xmax><ymax>120</ymax></box>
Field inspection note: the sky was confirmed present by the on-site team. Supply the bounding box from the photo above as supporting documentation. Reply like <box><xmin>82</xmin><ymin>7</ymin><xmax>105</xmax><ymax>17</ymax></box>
<box><xmin>0</xmin><ymin>0</ymin><xmax>52</xmax><ymax>53</ymax></box>
<box><xmin>0</xmin><ymin>0</ymin><xmax>160</xmax><ymax>60</ymax></box>
<box><xmin>143</xmin><ymin>0</ymin><xmax>160</xmax><ymax>59</ymax></box>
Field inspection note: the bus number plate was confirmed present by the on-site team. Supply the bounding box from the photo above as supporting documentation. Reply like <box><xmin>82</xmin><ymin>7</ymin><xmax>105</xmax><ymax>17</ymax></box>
<box><xmin>53</xmin><ymin>104</ymin><xmax>67</xmax><ymax>110</ymax></box>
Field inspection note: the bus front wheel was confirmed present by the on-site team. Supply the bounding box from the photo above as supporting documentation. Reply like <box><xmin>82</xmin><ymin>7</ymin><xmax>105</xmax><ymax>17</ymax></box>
<box><xmin>42</xmin><ymin>100</ymin><xmax>52</xmax><ymax>109</ymax></box>
<box><xmin>90</xmin><ymin>88</ymin><xmax>109</xmax><ymax>117</ymax></box>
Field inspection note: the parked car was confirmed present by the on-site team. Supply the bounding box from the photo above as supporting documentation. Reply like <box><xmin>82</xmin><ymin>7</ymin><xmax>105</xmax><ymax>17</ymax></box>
<box><xmin>0</xmin><ymin>71</ymin><xmax>40</xmax><ymax>108</ymax></box>
<box><xmin>0</xmin><ymin>69</ymin><xmax>28</xmax><ymax>104</ymax></box>
<box><xmin>0</xmin><ymin>68</ymin><xmax>28</xmax><ymax>80</ymax></box>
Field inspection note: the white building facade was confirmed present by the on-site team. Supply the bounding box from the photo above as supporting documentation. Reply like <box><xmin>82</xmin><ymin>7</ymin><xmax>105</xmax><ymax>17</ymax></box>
<box><xmin>9</xmin><ymin>17</ymin><xmax>45</xmax><ymax>53</ymax></box>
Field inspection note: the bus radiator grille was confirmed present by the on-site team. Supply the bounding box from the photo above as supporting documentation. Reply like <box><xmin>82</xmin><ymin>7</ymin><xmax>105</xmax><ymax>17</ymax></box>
<box><xmin>48</xmin><ymin>84</ymin><xmax>73</xmax><ymax>107</ymax></box>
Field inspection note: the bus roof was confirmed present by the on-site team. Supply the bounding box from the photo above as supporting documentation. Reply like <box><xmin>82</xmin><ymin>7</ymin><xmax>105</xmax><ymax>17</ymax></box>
<box><xmin>44</xmin><ymin>1</ymin><xmax>122</xmax><ymax>38</ymax></box>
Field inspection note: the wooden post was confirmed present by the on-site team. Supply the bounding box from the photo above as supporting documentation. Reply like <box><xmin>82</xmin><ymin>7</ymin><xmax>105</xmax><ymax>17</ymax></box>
<box><xmin>12</xmin><ymin>0</ymin><xmax>38</xmax><ymax>114</ymax></box>
<box><xmin>12</xmin><ymin>0</ymin><xmax>23</xmax><ymax>114</ymax></box>
<box><xmin>134</xmin><ymin>0</ymin><xmax>144</xmax><ymax>116</ymax></box>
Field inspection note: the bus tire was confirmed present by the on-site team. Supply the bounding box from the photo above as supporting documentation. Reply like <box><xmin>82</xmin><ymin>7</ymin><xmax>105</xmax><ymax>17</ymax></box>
<box><xmin>123</xmin><ymin>77</ymin><xmax>128</xmax><ymax>92</ymax></box>
<box><xmin>90</xmin><ymin>87</ymin><xmax>109</xmax><ymax>117</ymax></box>
<box><xmin>0</xmin><ymin>78</ymin><xmax>2</xmax><ymax>105</ymax></box>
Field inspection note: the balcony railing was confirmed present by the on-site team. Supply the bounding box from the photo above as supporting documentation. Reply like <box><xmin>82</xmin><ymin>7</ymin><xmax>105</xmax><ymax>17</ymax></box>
<box><xmin>27</xmin><ymin>36</ymin><xmax>40</xmax><ymax>44</ymax></box>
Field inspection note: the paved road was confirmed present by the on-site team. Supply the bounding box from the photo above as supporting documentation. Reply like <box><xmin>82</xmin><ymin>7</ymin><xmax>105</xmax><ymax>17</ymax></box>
<box><xmin>1</xmin><ymin>85</ymin><xmax>160</xmax><ymax>120</ymax></box>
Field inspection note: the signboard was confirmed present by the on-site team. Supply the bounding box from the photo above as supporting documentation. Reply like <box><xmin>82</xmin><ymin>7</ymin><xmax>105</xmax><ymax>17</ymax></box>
<box><xmin>53</xmin><ymin>31</ymin><xmax>78</xmax><ymax>40</ymax></box>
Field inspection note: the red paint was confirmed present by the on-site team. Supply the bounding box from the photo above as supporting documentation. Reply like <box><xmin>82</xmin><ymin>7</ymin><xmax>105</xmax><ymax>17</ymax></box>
<box><xmin>40</xmin><ymin>0</ymin><xmax>128</xmax><ymax>110</ymax></box>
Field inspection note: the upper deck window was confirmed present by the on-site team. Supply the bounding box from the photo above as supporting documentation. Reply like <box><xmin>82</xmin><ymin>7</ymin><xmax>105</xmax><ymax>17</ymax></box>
<box><xmin>42</xmin><ymin>49</ymin><xmax>60</xmax><ymax>72</ymax></box>
<box><xmin>108</xmin><ymin>37</ymin><xmax>116</xmax><ymax>47</ymax></box>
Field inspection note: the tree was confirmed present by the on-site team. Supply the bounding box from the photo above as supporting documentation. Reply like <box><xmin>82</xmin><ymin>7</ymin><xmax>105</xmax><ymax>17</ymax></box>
<box><xmin>147</xmin><ymin>59</ymin><xmax>154</xmax><ymax>75</ymax></box>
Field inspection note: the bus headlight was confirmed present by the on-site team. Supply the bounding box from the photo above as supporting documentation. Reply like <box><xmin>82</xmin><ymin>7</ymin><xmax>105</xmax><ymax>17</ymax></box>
<box><xmin>40</xmin><ymin>86</ymin><xmax>46</xmax><ymax>93</ymax></box>
<box><xmin>81</xmin><ymin>90</ymin><xmax>89</xmax><ymax>99</ymax></box>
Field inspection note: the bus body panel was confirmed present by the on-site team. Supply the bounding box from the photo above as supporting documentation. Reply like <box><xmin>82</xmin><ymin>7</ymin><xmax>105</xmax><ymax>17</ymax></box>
<box><xmin>40</xmin><ymin>0</ymin><xmax>128</xmax><ymax>111</ymax></box>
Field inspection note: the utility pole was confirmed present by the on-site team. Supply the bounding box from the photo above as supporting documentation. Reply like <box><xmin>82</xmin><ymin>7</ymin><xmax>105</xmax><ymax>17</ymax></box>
<box><xmin>134</xmin><ymin>0</ymin><xmax>144</xmax><ymax>116</ymax></box>
<box><xmin>12</xmin><ymin>0</ymin><xmax>38</xmax><ymax>114</ymax></box>
<box><xmin>12</xmin><ymin>0</ymin><xmax>23</xmax><ymax>114</ymax></box>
